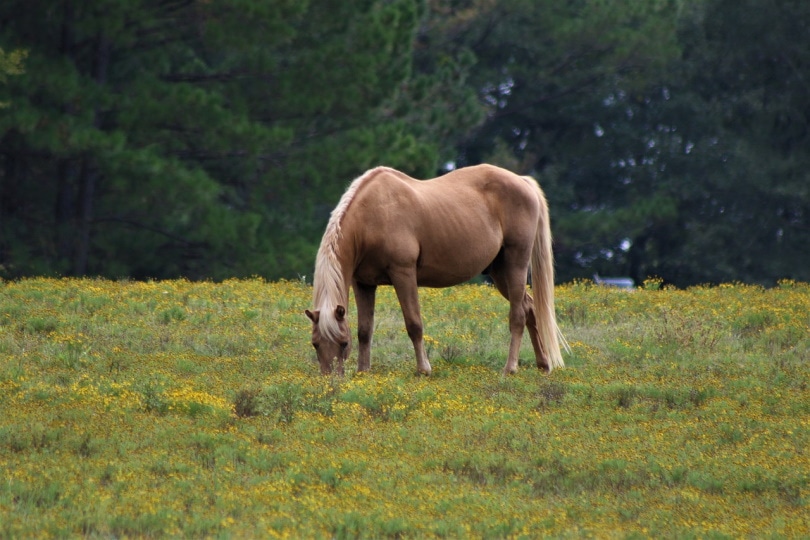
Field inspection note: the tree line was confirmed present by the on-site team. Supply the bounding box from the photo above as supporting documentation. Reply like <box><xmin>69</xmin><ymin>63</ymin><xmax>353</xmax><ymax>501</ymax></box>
<box><xmin>1</xmin><ymin>0</ymin><xmax>807</xmax><ymax>286</ymax></box>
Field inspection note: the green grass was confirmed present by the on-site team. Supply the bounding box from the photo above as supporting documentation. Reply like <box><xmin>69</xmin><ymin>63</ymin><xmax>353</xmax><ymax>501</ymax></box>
<box><xmin>0</xmin><ymin>277</ymin><xmax>808</xmax><ymax>538</ymax></box>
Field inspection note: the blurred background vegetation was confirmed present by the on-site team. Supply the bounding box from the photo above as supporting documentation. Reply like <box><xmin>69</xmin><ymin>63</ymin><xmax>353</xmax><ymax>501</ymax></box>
<box><xmin>0</xmin><ymin>0</ymin><xmax>807</xmax><ymax>286</ymax></box>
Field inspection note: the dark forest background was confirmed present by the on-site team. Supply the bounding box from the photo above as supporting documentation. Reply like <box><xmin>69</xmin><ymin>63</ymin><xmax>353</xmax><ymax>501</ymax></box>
<box><xmin>1</xmin><ymin>0</ymin><xmax>808</xmax><ymax>286</ymax></box>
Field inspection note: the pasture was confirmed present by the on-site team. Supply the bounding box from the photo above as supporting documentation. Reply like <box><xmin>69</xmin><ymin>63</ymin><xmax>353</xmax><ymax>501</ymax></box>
<box><xmin>0</xmin><ymin>278</ymin><xmax>807</xmax><ymax>538</ymax></box>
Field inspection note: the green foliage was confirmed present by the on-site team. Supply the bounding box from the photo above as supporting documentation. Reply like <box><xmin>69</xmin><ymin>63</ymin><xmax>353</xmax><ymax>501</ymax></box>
<box><xmin>2</xmin><ymin>1</ymin><xmax>805</xmax><ymax>285</ymax></box>
<box><xmin>0</xmin><ymin>0</ymin><xmax>471</xmax><ymax>280</ymax></box>
<box><xmin>438</xmin><ymin>0</ymin><xmax>810</xmax><ymax>286</ymax></box>
<box><xmin>0</xmin><ymin>47</ymin><xmax>26</xmax><ymax>104</ymax></box>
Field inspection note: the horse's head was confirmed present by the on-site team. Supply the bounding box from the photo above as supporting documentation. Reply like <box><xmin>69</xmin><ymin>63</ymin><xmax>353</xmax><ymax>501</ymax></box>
<box><xmin>305</xmin><ymin>305</ymin><xmax>352</xmax><ymax>375</ymax></box>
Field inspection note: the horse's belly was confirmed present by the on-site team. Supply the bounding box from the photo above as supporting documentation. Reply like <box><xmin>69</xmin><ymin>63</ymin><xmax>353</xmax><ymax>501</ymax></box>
<box><xmin>415</xmin><ymin>268</ymin><xmax>482</xmax><ymax>288</ymax></box>
<box><xmin>353</xmin><ymin>235</ymin><xmax>499</xmax><ymax>288</ymax></box>
<box><xmin>415</xmin><ymin>238</ymin><xmax>501</xmax><ymax>287</ymax></box>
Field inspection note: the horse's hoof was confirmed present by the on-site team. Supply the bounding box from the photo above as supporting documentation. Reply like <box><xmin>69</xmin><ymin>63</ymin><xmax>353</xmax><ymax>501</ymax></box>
<box><xmin>416</xmin><ymin>360</ymin><xmax>432</xmax><ymax>376</ymax></box>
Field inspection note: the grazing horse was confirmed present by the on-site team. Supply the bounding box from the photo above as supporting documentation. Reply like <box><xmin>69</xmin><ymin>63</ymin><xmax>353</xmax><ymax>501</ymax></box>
<box><xmin>305</xmin><ymin>164</ymin><xmax>568</xmax><ymax>375</ymax></box>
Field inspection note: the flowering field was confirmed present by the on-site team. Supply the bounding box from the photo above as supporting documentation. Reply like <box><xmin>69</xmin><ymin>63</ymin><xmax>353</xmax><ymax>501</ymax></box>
<box><xmin>0</xmin><ymin>278</ymin><xmax>807</xmax><ymax>538</ymax></box>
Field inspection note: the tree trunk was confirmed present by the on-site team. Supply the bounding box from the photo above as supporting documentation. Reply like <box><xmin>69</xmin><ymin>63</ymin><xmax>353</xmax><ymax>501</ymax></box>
<box><xmin>55</xmin><ymin>159</ymin><xmax>77</xmax><ymax>265</ymax></box>
<box><xmin>73</xmin><ymin>162</ymin><xmax>95</xmax><ymax>275</ymax></box>
<box><xmin>73</xmin><ymin>31</ymin><xmax>110</xmax><ymax>275</ymax></box>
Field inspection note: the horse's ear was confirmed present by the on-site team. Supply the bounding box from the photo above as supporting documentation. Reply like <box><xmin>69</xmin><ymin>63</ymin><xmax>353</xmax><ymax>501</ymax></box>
<box><xmin>335</xmin><ymin>305</ymin><xmax>346</xmax><ymax>321</ymax></box>
<box><xmin>305</xmin><ymin>309</ymin><xmax>319</xmax><ymax>323</ymax></box>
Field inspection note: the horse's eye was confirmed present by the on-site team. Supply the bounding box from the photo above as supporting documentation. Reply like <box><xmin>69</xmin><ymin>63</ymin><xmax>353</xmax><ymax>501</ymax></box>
<box><xmin>340</xmin><ymin>342</ymin><xmax>348</xmax><ymax>350</ymax></box>
<box><xmin>312</xmin><ymin>343</ymin><xmax>319</xmax><ymax>350</ymax></box>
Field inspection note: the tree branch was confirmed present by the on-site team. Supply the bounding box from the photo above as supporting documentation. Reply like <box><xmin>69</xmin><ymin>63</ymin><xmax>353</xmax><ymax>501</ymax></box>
<box><xmin>94</xmin><ymin>216</ymin><xmax>206</xmax><ymax>247</ymax></box>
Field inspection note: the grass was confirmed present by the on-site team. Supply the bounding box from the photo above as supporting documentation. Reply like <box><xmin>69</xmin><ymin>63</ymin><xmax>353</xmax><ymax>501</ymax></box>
<box><xmin>0</xmin><ymin>277</ymin><xmax>807</xmax><ymax>538</ymax></box>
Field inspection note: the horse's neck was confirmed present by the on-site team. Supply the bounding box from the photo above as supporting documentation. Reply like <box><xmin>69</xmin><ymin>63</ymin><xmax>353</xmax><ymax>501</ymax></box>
<box><xmin>316</xmin><ymin>228</ymin><xmax>355</xmax><ymax>309</ymax></box>
<box><xmin>334</xmin><ymin>231</ymin><xmax>356</xmax><ymax>301</ymax></box>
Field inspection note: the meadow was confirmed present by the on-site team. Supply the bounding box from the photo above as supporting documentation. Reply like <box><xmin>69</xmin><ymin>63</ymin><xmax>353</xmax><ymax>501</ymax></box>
<box><xmin>0</xmin><ymin>277</ymin><xmax>807</xmax><ymax>538</ymax></box>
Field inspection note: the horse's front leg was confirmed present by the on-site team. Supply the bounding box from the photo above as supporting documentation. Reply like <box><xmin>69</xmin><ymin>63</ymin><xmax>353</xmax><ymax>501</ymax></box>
<box><xmin>390</xmin><ymin>270</ymin><xmax>431</xmax><ymax>375</ymax></box>
<box><xmin>353</xmin><ymin>282</ymin><xmax>377</xmax><ymax>372</ymax></box>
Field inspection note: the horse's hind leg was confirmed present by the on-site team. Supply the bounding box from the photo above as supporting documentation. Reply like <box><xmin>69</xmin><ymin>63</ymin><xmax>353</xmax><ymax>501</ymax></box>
<box><xmin>353</xmin><ymin>282</ymin><xmax>376</xmax><ymax>372</ymax></box>
<box><xmin>489</xmin><ymin>262</ymin><xmax>546</xmax><ymax>373</ymax></box>
<box><xmin>523</xmin><ymin>296</ymin><xmax>549</xmax><ymax>371</ymax></box>
<box><xmin>389</xmin><ymin>269</ymin><xmax>432</xmax><ymax>375</ymax></box>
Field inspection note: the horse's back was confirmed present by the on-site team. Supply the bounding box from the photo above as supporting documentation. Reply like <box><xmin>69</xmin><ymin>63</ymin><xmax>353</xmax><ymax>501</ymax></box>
<box><xmin>346</xmin><ymin>165</ymin><xmax>541</xmax><ymax>287</ymax></box>
<box><xmin>350</xmin><ymin>164</ymin><xmax>528</xmax><ymax>235</ymax></box>
<box><xmin>357</xmin><ymin>164</ymin><xmax>537</xmax><ymax>215</ymax></box>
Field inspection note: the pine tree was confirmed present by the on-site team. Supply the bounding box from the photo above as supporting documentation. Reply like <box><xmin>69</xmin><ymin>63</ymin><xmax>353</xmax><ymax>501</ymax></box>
<box><xmin>0</xmin><ymin>0</ymin><xmax>463</xmax><ymax>279</ymax></box>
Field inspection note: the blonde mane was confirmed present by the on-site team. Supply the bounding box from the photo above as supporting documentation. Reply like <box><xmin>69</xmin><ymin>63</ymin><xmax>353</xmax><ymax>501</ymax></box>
<box><xmin>313</xmin><ymin>167</ymin><xmax>395</xmax><ymax>341</ymax></box>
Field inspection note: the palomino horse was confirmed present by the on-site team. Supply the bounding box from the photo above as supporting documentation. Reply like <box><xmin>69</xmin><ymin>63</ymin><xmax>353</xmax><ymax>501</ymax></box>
<box><xmin>305</xmin><ymin>164</ymin><xmax>568</xmax><ymax>375</ymax></box>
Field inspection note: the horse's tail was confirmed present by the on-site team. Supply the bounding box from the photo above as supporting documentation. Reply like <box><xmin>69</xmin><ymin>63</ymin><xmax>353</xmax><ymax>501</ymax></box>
<box><xmin>527</xmin><ymin>177</ymin><xmax>569</xmax><ymax>371</ymax></box>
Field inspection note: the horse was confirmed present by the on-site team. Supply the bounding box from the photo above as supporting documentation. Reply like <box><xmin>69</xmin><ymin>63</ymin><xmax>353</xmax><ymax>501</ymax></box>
<box><xmin>305</xmin><ymin>164</ymin><xmax>569</xmax><ymax>376</ymax></box>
